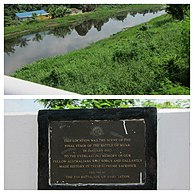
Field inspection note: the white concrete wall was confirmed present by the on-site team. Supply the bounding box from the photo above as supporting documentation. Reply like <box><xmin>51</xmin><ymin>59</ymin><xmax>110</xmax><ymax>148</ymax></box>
<box><xmin>4</xmin><ymin>110</ymin><xmax>190</xmax><ymax>190</ymax></box>
<box><xmin>4</xmin><ymin>76</ymin><xmax>78</xmax><ymax>95</ymax></box>
<box><xmin>157</xmin><ymin>109</ymin><xmax>190</xmax><ymax>190</ymax></box>
<box><xmin>4</xmin><ymin>114</ymin><xmax>38</xmax><ymax>190</ymax></box>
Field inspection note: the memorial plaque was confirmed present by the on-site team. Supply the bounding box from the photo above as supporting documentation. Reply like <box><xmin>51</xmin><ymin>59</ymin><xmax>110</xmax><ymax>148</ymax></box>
<box><xmin>38</xmin><ymin>108</ymin><xmax>157</xmax><ymax>190</ymax></box>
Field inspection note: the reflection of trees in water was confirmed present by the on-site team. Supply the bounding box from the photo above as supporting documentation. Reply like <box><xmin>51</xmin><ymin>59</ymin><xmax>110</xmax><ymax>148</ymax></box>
<box><xmin>5</xmin><ymin>8</ymin><xmax>162</xmax><ymax>55</ymax></box>
<box><xmin>5</xmin><ymin>33</ymin><xmax>43</xmax><ymax>55</ymax></box>
<box><xmin>113</xmin><ymin>8</ymin><xmax>161</xmax><ymax>19</ymax></box>
<box><xmin>49</xmin><ymin>26</ymin><xmax>72</xmax><ymax>38</ymax></box>
<box><xmin>75</xmin><ymin>20</ymin><xmax>93</xmax><ymax>36</ymax></box>
<box><xmin>129</xmin><ymin>9</ymin><xmax>160</xmax><ymax>17</ymax></box>
<box><xmin>94</xmin><ymin>18</ymin><xmax>109</xmax><ymax>31</ymax></box>
<box><xmin>147</xmin><ymin>9</ymin><xmax>160</xmax><ymax>14</ymax></box>
<box><xmin>110</xmin><ymin>8</ymin><xmax>161</xmax><ymax>21</ymax></box>
<box><xmin>73</xmin><ymin>8</ymin><xmax>162</xmax><ymax>35</ymax></box>
<box><xmin>112</xmin><ymin>11</ymin><xmax>128</xmax><ymax>21</ymax></box>
<box><xmin>74</xmin><ymin>7</ymin><xmax>161</xmax><ymax>36</ymax></box>
<box><xmin>32</xmin><ymin>33</ymin><xmax>43</xmax><ymax>42</ymax></box>
<box><xmin>4</xmin><ymin>37</ymin><xmax>30</xmax><ymax>55</ymax></box>
<box><xmin>18</xmin><ymin>37</ymin><xmax>30</xmax><ymax>47</ymax></box>
<box><xmin>75</xmin><ymin>18</ymin><xmax>109</xmax><ymax>36</ymax></box>
<box><xmin>4</xmin><ymin>39</ymin><xmax>16</xmax><ymax>55</ymax></box>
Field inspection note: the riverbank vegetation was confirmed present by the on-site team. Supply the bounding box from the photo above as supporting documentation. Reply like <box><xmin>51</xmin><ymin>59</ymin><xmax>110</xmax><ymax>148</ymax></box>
<box><xmin>12</xmin><ymin>5</ymin><xmax>190</xmax><ymax>95</ymax></box>
<box><xmin>4</xmin><ymin>4</ymin><xmax>164</xmax><ymax>38</ymax></box>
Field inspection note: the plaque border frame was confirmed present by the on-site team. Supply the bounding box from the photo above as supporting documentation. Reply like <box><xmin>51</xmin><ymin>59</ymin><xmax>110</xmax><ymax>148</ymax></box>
<box><xmin>38</xmin><ymin>107</ymin><xmax>157</xmax><ymax>190</ymax></box>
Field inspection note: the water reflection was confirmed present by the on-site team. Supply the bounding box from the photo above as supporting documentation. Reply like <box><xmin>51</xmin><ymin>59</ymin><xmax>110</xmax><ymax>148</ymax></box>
<box><xmin>48</xmin><ymin>26</ymin><xmax>72</xmax><ymax>38</ymax></box>
<box><xmin>32</xmin><ymin>33</ymin><xmax>43</xmax><ymax>42</ymax></box>
<box><xmin>4</xmin><ymin>9</ymin><xmax>165</xmax><ymax>75</ymax></box>
<box><xmin>112</xmin><ymin>11</ymin><xmax>129</xmax><ymax>21</ymax></box>
<box><xmin>75</xmin><ymin>18</ymin><xmax>110</xmax><ymax>36</ymax></box>
<box><xmin>5</xmin><ymin>37</ymin><xmax>30</xmax><ymax>55</ymax></box>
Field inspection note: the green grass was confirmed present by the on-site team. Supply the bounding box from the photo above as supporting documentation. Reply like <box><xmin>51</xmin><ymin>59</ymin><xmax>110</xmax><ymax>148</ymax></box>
<box><xmin>5</xmin><ymin>4</ymin><xmax>164</xmax><ymax>38</ymax></box>
<box><xmin>12</xmin><ymin>12</ymin><xmax>190</xmax><ymax>95</ymax></box>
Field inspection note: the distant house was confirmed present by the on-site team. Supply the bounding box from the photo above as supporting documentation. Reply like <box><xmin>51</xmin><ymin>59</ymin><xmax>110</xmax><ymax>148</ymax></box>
<box><xmin>15</xmin><ymin>10</ymin><xmax>51</xmax><ymax>21</ymax></box>
<box><xmin>71</xmin><ymin>8</ymin><xmax>82</xmax><ymax>15</ymax></box>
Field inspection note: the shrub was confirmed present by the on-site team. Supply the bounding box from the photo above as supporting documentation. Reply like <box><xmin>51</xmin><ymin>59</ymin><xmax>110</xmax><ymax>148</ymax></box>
<box><xmin>166</xmin><ymin>4</ymin><xmax>190</xmax><ymax>20</ymax></box>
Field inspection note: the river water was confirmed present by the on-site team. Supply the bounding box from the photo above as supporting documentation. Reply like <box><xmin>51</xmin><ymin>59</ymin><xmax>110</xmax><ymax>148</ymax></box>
<box><xmin>4</xmin><ymin>10</ymin><xmax>165</xmax><ymax>75</ymax></box>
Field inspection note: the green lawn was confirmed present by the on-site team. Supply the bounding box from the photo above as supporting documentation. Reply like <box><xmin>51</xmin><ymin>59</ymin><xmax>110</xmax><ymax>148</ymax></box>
<box><xmin>12</xmin><ymin>11</ymin><xmax>190</xmax><ymax>95</ymax></box>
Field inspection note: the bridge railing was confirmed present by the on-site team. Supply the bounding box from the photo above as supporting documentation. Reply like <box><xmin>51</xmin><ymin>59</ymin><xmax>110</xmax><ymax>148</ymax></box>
<box><xmin>4</xmin><ymin>75</ymin><xmax>78</xmax><ymax>95</ymax></box>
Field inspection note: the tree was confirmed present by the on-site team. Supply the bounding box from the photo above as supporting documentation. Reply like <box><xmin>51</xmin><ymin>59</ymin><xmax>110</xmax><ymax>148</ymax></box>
<box><xmin>166</xmin><ymin>4</ymin><xmax>190</xmax><ymax>20</ymax></box>
<box><xmin>38</xmin><ymin>99</ymin><xmax>135</xmax><ymax>109</ymax></box>
<box><xmin>47</xmin><ymin>6</ymin><xmax>56</xmax><ymax>19</ymax></box>
<box><xmin>82</xmin><ymin>4</ymin><xmax>97</xmax><ymax>13</ymax></box>
<box><xmin>37</xmin><ymin>99</ymin><xmax>190</xmax><ymax>110</ymax></box>
<box><xmin>31</xmin><ymin>13</ymin><xmax>37</xmax><ymax>20</ymax></box>
<box><xmin>48</xmin><ymin>5</ymin><xmax>70</xmax><ymax>19</ymax></box>
<box><xmin>4</xmin><ymin>16</ymin><xmax>13</xmax><ymax>26</ymax></box>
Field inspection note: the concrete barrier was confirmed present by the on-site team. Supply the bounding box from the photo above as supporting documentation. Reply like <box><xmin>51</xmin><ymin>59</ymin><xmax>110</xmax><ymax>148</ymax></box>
<box><xmin>4</xmin><ymin>76</ymin><xmax>78</xmax><ymax>95</ymax></box>
<box><xmin>4</xmin><ymin>109</ymin><xmax>190</xmax><ymax>190</ymax></box>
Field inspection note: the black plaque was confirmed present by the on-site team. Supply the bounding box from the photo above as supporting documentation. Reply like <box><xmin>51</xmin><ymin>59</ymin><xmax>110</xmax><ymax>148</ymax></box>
<box><xmin>38</xmin><ymin>108</ymin><xmax>157</xmax><ymax>190</ymax></box>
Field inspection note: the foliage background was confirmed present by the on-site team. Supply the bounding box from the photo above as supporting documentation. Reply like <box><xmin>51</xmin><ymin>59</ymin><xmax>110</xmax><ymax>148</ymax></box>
<box><xmin>38</xmin><ymin>99</ymin><xmax>190</xmax><ymax>110</ymax></box>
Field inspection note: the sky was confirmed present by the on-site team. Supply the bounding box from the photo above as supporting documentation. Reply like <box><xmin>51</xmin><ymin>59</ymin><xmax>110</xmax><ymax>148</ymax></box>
<box><xmin>4</xmin><ymin>99</ymin><xmax>45</xmax><ymax>113</ymax></box>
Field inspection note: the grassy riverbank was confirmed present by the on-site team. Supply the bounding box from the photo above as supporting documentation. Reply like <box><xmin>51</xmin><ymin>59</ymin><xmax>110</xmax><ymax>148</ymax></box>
<box><xmin>5</xmin><ymin>4</ymin><xmax>164</xmax><ymax>38</ymax></box>
<box><xmin>12</xmin><ymin>13</ymin><xmax>190</xmax><ymax>95</ymax></box>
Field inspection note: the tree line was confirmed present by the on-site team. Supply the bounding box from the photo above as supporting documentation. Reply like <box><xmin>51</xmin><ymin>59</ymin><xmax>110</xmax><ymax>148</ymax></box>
<box><xmin>38</xmin><ymin>99</ymin><xmax>190</xmax><ymax>109</ymax></box>
<box><xmin>4</xmin><ymin>4</ymin><xmax>190</xmax><ymax>26</ymax></box>
<box><xmin>4</xmin><ymin>4</ymin><xmax>97</xmax><ymax>26</ymax></box>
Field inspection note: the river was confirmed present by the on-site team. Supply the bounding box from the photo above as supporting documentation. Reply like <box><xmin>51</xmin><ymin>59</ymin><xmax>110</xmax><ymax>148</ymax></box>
<box><xmin>4</xmin><ymin>10</ymin><xmax>165</xmax><ymax>75</ymax></box>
